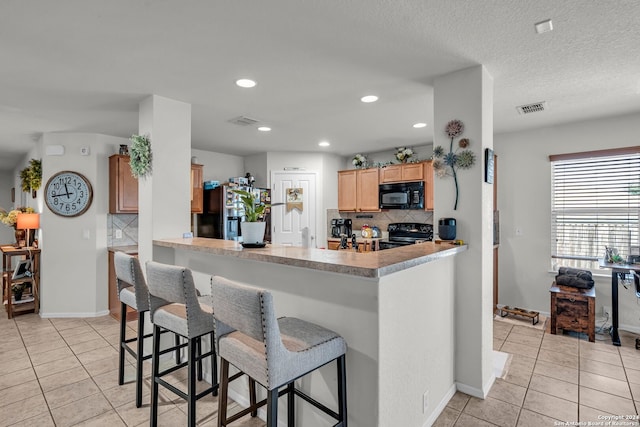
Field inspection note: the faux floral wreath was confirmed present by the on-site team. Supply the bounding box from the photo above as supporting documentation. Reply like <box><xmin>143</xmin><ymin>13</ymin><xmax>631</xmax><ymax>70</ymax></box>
<box><xmin>432</xmin><ymin>119</ymin><xmax>476</xmax><ymax>210</ymax></box>
<box><xmin>129</xmin><ymin>134</ymin><xmax>152</xmax><ymax>179</ymax></box>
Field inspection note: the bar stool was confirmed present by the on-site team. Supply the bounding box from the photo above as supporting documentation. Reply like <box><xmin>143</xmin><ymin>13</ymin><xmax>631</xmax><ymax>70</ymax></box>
<box><xmin>210</xmin><ymin>275</ymin><xmax>348</xmax><ymax>427</ymax></box>
<box><xmin>146</xmin><ymin>261</ymin><xmax>218</xmax><ymax>427</ymax></box>
<box><xmin>114</xmin><ymin>252</ymin><xmax>182</xmax><ymax>408</ymax></box>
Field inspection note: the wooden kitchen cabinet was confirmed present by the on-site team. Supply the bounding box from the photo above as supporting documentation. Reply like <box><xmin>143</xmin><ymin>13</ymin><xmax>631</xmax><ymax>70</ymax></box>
<box><xmin>109</xmin><ymin>155</ymin><xmax>138</xmax><ymax>213</ymax></box>
<box><xmin>424</xmin><ymin>160</ymin><xmax>433</xmax><ymax>211</ymax></box>
<box><xmin>380</xmin><ymin>162</ymin><xmax>424</xmax><ymax>183</ymax></box>
<box><xmin>191</xmin><ymin>164</ymin><xmax>203</xmax><ymax>213</ymax></box>
<box><xmin>338</xmin><ymin>169</ymin><xmax>379</xmax><ymax>212</ymax></box>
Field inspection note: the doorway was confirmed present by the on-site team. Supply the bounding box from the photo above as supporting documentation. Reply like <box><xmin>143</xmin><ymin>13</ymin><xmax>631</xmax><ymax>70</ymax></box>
<box><xmin>270</xmin><ymin>171</ymin><xmax>317</xmax><ymax>247</ymax></box>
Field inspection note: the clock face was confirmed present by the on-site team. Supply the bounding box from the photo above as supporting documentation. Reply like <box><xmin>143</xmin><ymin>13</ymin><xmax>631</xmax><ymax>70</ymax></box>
<box><xmin>45</xmin><ymin>171</ymin><xmax>93</xmax><ymax>217</ymax></box>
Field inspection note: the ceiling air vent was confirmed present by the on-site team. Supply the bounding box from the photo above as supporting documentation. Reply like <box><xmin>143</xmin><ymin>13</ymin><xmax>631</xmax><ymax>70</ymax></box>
<box><xmin>228</xmin><ymin>115</ymin><xmax>259</xmax><ymax>126</ymax></box>
<box><xmin>516</xmin><ymin>101</ymin><xmax>547</xmax><ymax>115</ymax></box>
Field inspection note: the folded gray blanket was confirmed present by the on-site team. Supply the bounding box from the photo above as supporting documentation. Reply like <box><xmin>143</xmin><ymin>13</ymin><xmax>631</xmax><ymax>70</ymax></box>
<box><xmin>556</xmin><ymin>267</ymin><xmax>594</xmax><ymax>289</ymax></box>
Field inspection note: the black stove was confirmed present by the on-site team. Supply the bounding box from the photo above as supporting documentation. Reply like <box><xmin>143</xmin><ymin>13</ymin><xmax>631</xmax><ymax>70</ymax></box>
<box><xmin>378</xmin><ymin>223</ymin><xmax>433</xmax><ymax>250</ymax></box>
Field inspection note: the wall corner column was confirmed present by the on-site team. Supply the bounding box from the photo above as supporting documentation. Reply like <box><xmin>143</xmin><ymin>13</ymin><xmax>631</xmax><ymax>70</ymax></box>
<box><xmin>434</xmin><ymin>65</ymin><xmax>495</xmax><ymax>397</ymax></box>
<box><xmin>137</xmin><ymin>95</ymin><xmax>191</xmax><ymax>266</ymax></box>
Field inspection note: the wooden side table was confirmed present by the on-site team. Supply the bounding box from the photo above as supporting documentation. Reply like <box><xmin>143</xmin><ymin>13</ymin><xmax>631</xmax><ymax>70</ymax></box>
<box><xmin>550</xmin><ymin>282</ymin><xmax>595</xmax><ymax>342</ymax></box>
<box><xmin>2</xmin><ymin>245</ymin><xmax>41</xmax><ymax>319</ymax></box>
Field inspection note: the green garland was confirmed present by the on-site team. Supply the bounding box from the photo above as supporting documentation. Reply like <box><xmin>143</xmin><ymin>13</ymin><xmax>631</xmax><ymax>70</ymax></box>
<box><xmin>129</xmin><ymin>134</ymin><xmax>152</xmax><ymax>178</ymax></box>
<box><xmin>19</xmin><ymin>158</ymin><xmax>42</xmax><ymax>192</ymax></box>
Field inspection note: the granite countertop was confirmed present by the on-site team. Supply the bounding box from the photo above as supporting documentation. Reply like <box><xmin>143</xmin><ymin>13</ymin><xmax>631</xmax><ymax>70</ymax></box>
<box><xmin>107</xmin><ymin>245</ymin><xmax>138</xmax><ymax>254</ymax></box>
<box><xmin>154</xmin><ymin>237</ymin><xmax>466</xmax><ymax>278</ymax></box>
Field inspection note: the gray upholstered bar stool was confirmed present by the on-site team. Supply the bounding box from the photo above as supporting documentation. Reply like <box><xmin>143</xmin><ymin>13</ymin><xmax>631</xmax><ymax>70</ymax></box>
<box><xmin>146</xmin><ymin>260</ymin><xmax>218</xmax><ymax>427</ymax></box>
<box><xmin>210</xmin><ymin>275</ymin><xmax>348</xmax><ymax>427</ymax></box>
<box><xmin>114</xmin><ymin>252</ymin><xmax>181</xmax><ymax>408</ymax></box>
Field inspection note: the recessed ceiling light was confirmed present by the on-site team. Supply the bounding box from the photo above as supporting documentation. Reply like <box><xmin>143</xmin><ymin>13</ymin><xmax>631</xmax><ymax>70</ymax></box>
<box><xmin>413</xmin><ymin>123</ymin><xmax>427</xmax><ymax>128</ymax></box>
<box><xmin>236</xmin><ymin>79</ymin><xmax>256</xmax><ymax>88</ymax></box>
<box><xmin>318</xmin><ymin>141</ymin><xmax>330</xmax><ymax>147</ymax></box>
<box><xmin>534</xmin><ymin>19</ymin><xmax>553</xmax><ymax>34</ymax></box>
<box><xmin>258</xmin><ymin>126</ymin><xmax>271</xmax><ymax>132</ymax></box>
<box><xmin>361</xmin><ymin>95</ymin><xmax>378</xmax><ymax>103</ymax></box>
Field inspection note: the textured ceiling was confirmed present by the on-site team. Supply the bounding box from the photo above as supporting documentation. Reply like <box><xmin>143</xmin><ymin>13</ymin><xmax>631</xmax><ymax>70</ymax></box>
<box><xmin>1</xmin><ymin>0</ymin><xmax>639</xmax><ymax>172</ymax></box>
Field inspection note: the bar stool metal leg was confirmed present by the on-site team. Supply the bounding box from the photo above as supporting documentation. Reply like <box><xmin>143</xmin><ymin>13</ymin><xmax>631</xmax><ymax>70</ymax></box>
<box><xmin>338</xmin><ymin>355</ymin><xmax>348</xmax><ymax>426</ymax></box>
<box><xmin>287</xmin><ymin>382</ymin><xmax>295</xmax><ymax>427</ymax></box>
<box><xmin>267</xmin><ymin>388</ymin><xmax>279</xmax><ymax>427</ymax></box>
<box><xmin>135</xmin><ymin>311</ymin><xmax>145</xmax><ymax>408</ymax></box>
<box><xmin>118</xmin><ymin>302</ymin><xmax>127</xmax><ymax>386</ymax></box>
<box><xmin>150</xmin><ymin>324</ymin><xmax>161</xmax><ymax>427</ymax></box>
<box><xmin>187</xmin><ymin>337</ymin><xmax>197</xmax><ymax>427</ymax></box>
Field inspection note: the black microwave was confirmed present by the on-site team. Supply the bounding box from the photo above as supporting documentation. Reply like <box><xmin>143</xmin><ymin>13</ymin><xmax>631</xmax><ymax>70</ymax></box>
<box><xmin>379</xmin><ymin>181</ymin><xmax>424</xmax><ymax>209</ymax></box>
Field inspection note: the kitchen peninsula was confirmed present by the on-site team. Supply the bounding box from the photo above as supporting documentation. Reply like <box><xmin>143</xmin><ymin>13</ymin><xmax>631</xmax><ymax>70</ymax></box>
<box><xmin>153</xmin><ymin>237</ymin><xmax>466</xmax><ymax>427</ymax></box>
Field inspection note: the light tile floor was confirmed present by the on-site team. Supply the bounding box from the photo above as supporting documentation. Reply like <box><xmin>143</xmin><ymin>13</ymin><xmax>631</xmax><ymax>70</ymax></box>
<box><xmin>435</xmin><ymin>318</ymin><xmax>640</xmax><ymax>427</ymax></box>
<box><xmin>4</xmin><ymin>312</ymin><xmax>640</xmax><ymax>427</ymax></box>
<box><xmin>0</xmin><ymin>313</ymin><xmax>265</xmax><ymax>427</ymax></box>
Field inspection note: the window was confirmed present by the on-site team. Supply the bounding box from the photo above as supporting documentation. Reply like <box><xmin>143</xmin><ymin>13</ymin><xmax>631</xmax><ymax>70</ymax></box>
<box><xmin>550</xmin><ymin>147</ymin><xmax>640</xmax><ymax>270</ymax></box>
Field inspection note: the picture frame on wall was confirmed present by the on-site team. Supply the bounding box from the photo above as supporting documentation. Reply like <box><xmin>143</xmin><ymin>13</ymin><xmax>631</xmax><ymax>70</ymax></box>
<box><xmin>11</xmin><ymin>187</ymin><xmax>15</xmax><ymax>202</ymax></box>
<box><xmin>485</xmin><ymin>148</ymin><xmax>494</xmax><ymax>184</ymax></box>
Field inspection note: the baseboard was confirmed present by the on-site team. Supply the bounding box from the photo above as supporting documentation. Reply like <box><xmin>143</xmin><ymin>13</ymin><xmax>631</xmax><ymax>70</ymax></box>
<box><xmin>423</xmin><ymin>384</ymin><xmax>457</xmax><ymax>427</ymax></box>
<box><xmin>456</xmin><ymin>373</ymin><xmax>496</xmax><ymax>399</ymax></box>
<box><xmin>40</xmin><ymin>309</ymin><xmax>110</xmax><ymax>318</ymax></box>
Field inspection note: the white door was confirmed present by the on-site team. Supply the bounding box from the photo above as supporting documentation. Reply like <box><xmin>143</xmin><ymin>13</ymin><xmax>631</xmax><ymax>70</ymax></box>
<box><xmin>271</xmin><ymin>171</ymin><xmax>317</xmax><ymax>247</ymax></box>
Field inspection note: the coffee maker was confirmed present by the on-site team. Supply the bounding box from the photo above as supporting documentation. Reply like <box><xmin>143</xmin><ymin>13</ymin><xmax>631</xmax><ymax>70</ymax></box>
<box><xmin>331</xmin><ymin>218</ymin><xmax>352</xmax><ymax>238</ymax></box>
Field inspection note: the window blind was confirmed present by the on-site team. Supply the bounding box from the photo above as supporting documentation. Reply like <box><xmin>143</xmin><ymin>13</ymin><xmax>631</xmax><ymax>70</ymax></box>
<box><xmin>551</xmin><ymin>151</ymin><xmax>640</xmax><ymax>269</ymax></box>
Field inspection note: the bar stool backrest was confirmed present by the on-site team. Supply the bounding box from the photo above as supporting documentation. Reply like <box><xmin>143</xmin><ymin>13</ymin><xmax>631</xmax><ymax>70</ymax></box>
<box><xmin>114</xmin><ymin>252</ymin><xmax>149</xmax><ymax>311</ymax></box>
<box><xmin>146</xmin><ymin>261</ymin><xmax>211</xmax><ymax>337</ymax></box>
<box><xmin>210</xmin><ymin>276</ymin><xmax>286</xmax><ymax>388</ymax></box>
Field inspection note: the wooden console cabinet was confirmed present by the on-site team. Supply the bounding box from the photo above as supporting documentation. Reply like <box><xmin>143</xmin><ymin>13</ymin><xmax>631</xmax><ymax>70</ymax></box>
<box><xmin>550</xmin><ymin>283</ymin><xmax>595</xmax><ymax>342</ymax></box>
<box><xmin>2</xmin><ymin>246</ymin><xmax>40</xmax><ymax>319</ymax></box>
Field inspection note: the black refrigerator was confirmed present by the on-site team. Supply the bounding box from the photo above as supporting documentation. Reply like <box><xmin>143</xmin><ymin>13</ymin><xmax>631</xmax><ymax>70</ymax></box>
<box><xmin>196</xmin><ymin>186</ymin><xmax>271</xmax><ymax>242</ymax></box>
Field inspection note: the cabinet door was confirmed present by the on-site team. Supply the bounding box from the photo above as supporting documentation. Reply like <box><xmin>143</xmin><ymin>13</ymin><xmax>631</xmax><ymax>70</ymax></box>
<box><xmin>109</xmin><ymin>155</ymin><xmax>138</xmax><ymax>213</ymax></box>
<box><xmin>338</xmin><ymin>170</ymin><xmax>357</xmax><ymax>211</ymax></box>
<box><xmin>191</xmin><ymin>164</ymin><xmax>203</xmax><ymax>213</ymax></box>
<box><xmin>357</xmin><ymin>169</ymin><xmax>380</xmax><ymax>212</ymax></box>
<box><xmin>424</xmin><ymin>160</ymin><xmax>434</xmax><ymax>211</ymax></box>
<box><xmin>402</xmin><ymin>163</ymin><xmax>423</xmax><ymax>181</ymax></box>
<box><xmin>380</xmin><ymin>165</ymin><xmax>402</xmax><ymax>183</ymax></box>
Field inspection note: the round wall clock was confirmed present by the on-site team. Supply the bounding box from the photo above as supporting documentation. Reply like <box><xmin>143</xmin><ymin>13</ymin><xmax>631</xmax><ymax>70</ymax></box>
<box><xmin>45</xmin><ymin>171</ymin><xmax>93</xmax><ymax>217</ymax></box>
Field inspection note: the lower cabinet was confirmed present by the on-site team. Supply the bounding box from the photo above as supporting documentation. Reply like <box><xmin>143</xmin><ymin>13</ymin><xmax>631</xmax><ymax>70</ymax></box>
<box><xmin>108</xmin><ymin>250</ymin><xmax>138</xmax><ymax>321</ymax></box>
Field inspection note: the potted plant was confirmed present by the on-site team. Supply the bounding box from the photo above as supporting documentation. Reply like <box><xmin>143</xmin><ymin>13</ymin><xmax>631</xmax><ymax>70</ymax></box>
<box><xmin>11</xmin><ymin>282</ymin><xmax>26</xmax><ymax>301</ymax></box>
<box><xmin>233</xmin><ymin>189</ymin><xmax>269</xmax><ymax>245</ymax></box>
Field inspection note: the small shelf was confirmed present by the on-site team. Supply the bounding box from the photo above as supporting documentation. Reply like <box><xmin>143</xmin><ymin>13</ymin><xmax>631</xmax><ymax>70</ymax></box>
<box><xmin>2</xmin><ymin>247</ymin><xmax>40</xmax><ymax>319</ymax></box>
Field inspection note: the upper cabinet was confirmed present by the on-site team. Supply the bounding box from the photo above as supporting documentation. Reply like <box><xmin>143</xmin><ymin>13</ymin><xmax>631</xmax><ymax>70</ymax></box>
<box><xmin>191</xmin><ymin>164</ymin><xmax>203</xmax><ymax>213</ymax></box>
<box><xmin>424</xmin><ymin>160</ymin><xmax>433</xmax><ymax>211</ymax></box>
<box><xmin>338</xmin><ymin>169</ymin><xmax>380</xmax><ymax>212</ymax></box>
<box><xmin>338</xmin><ymin>161</ymin><xmax>434</xmax><ymax>212</ymax></box>
<box><xmin>380</xmin><ymin>162</ymin><xmax>424</xmax><ymax>183</ymax></box>
<box><xmin>109</xmin><ymin>155</ymin><xmax>138</xmax><ymax>213</ymax></box>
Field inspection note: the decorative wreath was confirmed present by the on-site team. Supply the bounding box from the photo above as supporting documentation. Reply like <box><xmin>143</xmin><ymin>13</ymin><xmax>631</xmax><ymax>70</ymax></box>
<box><xmin>20</xmin><ymin>158</ymin><xmax>42</xmax><ymax>192</ymax></box>
<box><xmin>129</xmin><ymin>134</ymin><xmax>152</xmax><ymax>178</ymax></box>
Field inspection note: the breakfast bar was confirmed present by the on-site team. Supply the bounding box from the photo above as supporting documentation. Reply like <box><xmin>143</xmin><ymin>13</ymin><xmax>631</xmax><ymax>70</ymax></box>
<box><xmin>153</xmin><ymin>237</ymin><xmax>466</xmax><ymax>427</ymax></box>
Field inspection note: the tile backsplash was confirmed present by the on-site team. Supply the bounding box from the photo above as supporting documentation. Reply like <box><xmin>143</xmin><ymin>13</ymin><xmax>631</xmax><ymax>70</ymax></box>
<box><xmin>327</xmin><ymin>209</ymin><xmax>434</xmax><ymax>238</ymax></box>
<box><xmin>107</xmin><ymin>214</ymin><xmax>138</xmax><ymax>247</ymax></box>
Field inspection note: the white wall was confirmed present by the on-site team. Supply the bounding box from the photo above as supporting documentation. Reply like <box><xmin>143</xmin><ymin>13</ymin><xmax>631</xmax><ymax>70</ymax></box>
<box><xmin>345</xmin><ymin>143</ymin><xmax>433</xmax><ymax>170</ymax></box>
<box><xmin>0</xmin><ymin>171</ymin><xmax>16</xmax><ymax>243</ymax></box>
<box><xmin>191</xmin><ymin>148</ymin><xmax>244</xmax><ymax>183</ymax></box>
<box><xmin>495</xmin><ymin>112</ymin><xmax>640</xmax><ymax>330</ymax></box>
<box><xmin>40</xmin><ymin>132</ymin><xmax>128</xmax><ymax>317</ymax></box>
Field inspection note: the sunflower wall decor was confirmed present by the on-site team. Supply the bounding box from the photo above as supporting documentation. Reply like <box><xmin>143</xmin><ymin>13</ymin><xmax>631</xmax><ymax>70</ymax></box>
<box><xmin>432</xmin><ymin>119</ymin><xmax>476</xmax><ymax>210</ymax></box>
